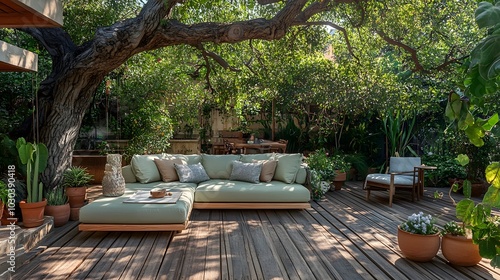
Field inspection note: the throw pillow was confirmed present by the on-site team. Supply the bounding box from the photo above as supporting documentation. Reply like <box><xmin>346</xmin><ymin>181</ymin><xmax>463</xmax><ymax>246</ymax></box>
<box><xmin>253</xmin><ymin>159</ymin><xmax>278</xmax><ymax>182</ymax></box>
<box><xmin>229</xmin><ymin>160</ymin><xmax>262</xmax><ymax>184</ymax></box>
<box><xmin>273</xmin><ymin>153</ymin><xmax>302</xmax><ymax>184</ymax></box>
<box><xmin>174</xmin><ymin>162</ymin><xmax>210</xmax><ymax>183</ymax></box>
<box><xmin>121</xmin><ymin>165</ymin><xmax>137</xmax><ymax>183</ymax></box>
<box><xmin>154</xmin><ymin>158</ymin><xmax>185</xmax><ymax>182</ymax></box>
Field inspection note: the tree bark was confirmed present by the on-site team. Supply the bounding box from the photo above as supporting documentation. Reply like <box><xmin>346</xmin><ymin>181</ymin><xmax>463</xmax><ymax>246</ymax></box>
<box><xmin>21</xmin><ymin>0</ymin><xmax>358</xmax><ymax>188</ymax></box>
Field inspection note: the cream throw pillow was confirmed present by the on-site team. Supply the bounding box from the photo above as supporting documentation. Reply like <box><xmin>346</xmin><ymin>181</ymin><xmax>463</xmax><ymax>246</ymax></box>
<box><xmin>253</xmin><ymin>159</ymin><xmax>278</xmax><ymax>182</ymax></box>
<box><xmin>154</xmin><ymin>158</ymin><xmax>184</xmax><ymax>182</ymax></box>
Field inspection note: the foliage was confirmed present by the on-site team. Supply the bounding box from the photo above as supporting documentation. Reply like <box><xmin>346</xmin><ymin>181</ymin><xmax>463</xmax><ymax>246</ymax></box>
<box><xmin>423</xmin><ymin>153</ymin><xmax>467</xmax><ymax>187</ymax></box>
<box><xmin>400</xmin><ymin>212</ymin><xmax>439</xmax><ymax>235</ymax></box>
<box><xmin>45</xmin><ymin>187</ymin><xmax>68</xmax><ymax>206</ymax></box>
<box><xmin>62</xmin><ymin>167</ymin><xmax>93</xmax><ymax>188</ymax></box>
<box><xmin>442</xmin><ymin>221</ymin><xmax>467</xmax><ymax>237</ymax></box>
<box><xmin>382</xmin><ymin>110</ymin><xmax>417</xmax><ymax>158</ymax></box>
<box><xmin>309</xmin><ymin>170</ymin><xmax>327</xmax><ymax>201</ymax></box>
<box><xmin>0</xmin><ymin>181</ymin><xmax>8</xmax><ymax>205</ymax></box>
<box><xmin>16</xmin><ymin>138</ymin><xmax>48</xmax><ymax>203</ymax></box>
<box><xmin>344</xmin><ymin>153</ymin><xmax>369</xmax><ymax>179</ymax></box>
<box><xmin>329</xmin><ymin>154</ymin><xmax>351</xmax><ymax>173</ymax></box>
<box><xmin>444</xmin><ymin>0</ymin><xmax>500</xmax><ymax>268</ymax></box>
<box><xmin>305</xmin><ymin>149</ymin><xmax>337</xmax><ymax>182</ymax></box>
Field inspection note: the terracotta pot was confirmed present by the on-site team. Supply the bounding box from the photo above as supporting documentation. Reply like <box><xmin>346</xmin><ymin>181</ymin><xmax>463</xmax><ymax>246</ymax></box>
<box><xmin>44</xmin><ymin>203</ymin><xmax>70</xmax><ymax>227</ymax></box>
<box><xmin>66</xmin><ymin>187</ymin><xmax>87</xmax><ymax>208</ymax></box>
<box><xmin>331</xmin><ymin>171</ymin><xmax>347</xmax><ymax>190</ymax></box>
<box><xmin>70</xmin><ymin>207</ymin><xmax>81</xmax><ymax>221</ymax></box>
<box><xmin>19</xmin><ymin>199</ymin><xmax>47</xmax><ymax>228</ymax></box>
<box><xmin>442</xmin><ymin>234</ymin><xmax>482</xmax><ymax>266</ymax></box>
<box><xmin>397</xmin><ymin>226</ymin><xmax>440</xmax><ymax>262</ymax></box>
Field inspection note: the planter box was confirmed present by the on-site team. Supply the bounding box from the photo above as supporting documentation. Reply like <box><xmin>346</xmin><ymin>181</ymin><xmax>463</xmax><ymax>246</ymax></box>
<box><xmin>167</xmin><ymin>139</ymin><xmax>200</xmax><ymax>155</ymax></box>
<box><xmin>71</xmin><ymin>155</ymin><xmax>107</xmax><ymax>184</ymax></box>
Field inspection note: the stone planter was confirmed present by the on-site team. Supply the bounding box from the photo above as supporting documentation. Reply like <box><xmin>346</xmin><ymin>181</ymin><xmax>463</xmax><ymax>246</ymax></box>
<box><xmin>442</xmin><ymin>234</ymin><xmax>482</xmax><ymax>266</ymax></box>
<box><xmin>397</xmin><ymin>226</ymin><xmax>440</xmax><ymax>262</ymax></box>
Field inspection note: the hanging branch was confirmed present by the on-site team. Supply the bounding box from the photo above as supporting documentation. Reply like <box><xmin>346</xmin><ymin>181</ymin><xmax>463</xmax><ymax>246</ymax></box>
<box><xmin>301</xmin><ymin>21</ymin><xmax>359</xmax><ymax>61</ymax></box>
<box><xmin>375</xmin><ymin>30</ymin><xmax>425</xmax><ymax>72</ymax></box>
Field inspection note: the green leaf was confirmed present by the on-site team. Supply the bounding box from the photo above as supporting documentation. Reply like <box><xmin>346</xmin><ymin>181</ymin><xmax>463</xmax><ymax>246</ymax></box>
<box><xmin>490</xmin><ymin>255</ymin><xmax>500</xmax><ymax>268</ymax></box>
<box><xmin>481</xmin><ymin>113</ymin><xmax>499</xmax><ymax>131</ymax></box>
<box><xmin>486</xmin><ymin>162</ymin><xmax>500</xmax><ymax>188</ymax></box>
<box><xmin>479</xmin><ymin>238</ymin><xmax>497</xmax><ymax>259</ymax></box>
<box><xmin>475</xmin><ymin>2</ymin><xmax>500</xmax><ymax>29</ymax></box>
<box><xmin>455</xmin><ymin>154</ymin><xmax>470</xmax><ymax>166</ymax></box>
<box><xmin>463</xmin><ymin>179</ymin><xmax>472</xmax><ymax>199</ymax></box>
<box><xmin>456</xmin><ymin>198</ymin><xmax>475</xmax><ymax>223</ymax></box>
<box><xmin>483</xmin><ymin>186</ymin><xmax>500</xmax><ymax>207</ymax></box>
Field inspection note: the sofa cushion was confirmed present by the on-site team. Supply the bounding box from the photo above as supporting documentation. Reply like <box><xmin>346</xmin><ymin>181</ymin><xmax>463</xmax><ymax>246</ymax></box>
<box><xmin>122</xmin><ymin>165</ymin><xmax>137</xmax><ymax>183</ymax></box>
<box><xmin>295</xmin><ymin>164</ymin><xmax>307</xmax><ymax>184</ymax></box>
<box><xmin>131</xmin><ymin>154</ymin><xmax>165</xmax><ymax>183</ymax></box>
<box><xmin>165</xmin><ymin>154</ymin><xmax>202</xmax><ymax>164</ymax></box>
<box><xmin>240</xmin><ymin>153</ymin><xmax>274</xmax><ymax>163</ymax></box>
<box><xmin>154</xmin><ymin>158</ymin><xmax>185</xmax><ymax>182</ymax></box>
<box><xmin>201</xmin><ymin>154</ymin><xmax>240</xmax><ymax>179</ymax></box>
<box><xmin>253</xmin><ymin>159</ymin><xmax>278</xmax><ymax>182</ymax></box>
<box><xmin>273</xmin><ymin>153</ymin><xmax>302</xmax><ymax>184</ymax></box>
<box><xmin>174</xmin><ymin>162</ymin><xmax>210</xmax><ymax>183</ymax></box>
<box><xmin>195</xmin><ymin>179</ymin><xmax>310</xmax><ymax>202</ymax></box>
<box><xmin>229</xmin><ymin>161</ymin><xmax>262</xmax><ymax>184</ymax></box>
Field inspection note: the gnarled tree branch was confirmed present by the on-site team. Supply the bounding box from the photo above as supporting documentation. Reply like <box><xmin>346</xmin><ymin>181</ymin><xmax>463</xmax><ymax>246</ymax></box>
<box><xmin>375</xmin><ymin>29</ymin><xmax>425</xmax><ymax>72</ymax></box>
<box><xmin>300</xmin><ymin>21</ymin><xmax>359</xmax><ymax>61</ymax></box>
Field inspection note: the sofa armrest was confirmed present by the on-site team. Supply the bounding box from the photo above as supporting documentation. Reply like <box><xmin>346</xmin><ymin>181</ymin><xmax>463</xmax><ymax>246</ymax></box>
<box><xmin>295</xmin><ymin>163</ymin><xmax>309</xmax><ymax>185</ymax></box>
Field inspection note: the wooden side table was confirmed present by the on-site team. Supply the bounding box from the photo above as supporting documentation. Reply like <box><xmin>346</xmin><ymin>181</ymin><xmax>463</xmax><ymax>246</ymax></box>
<box><xmin>414</xmin><ymin>165</ymin><xmax>437</xmax><ymax>199</ymax></box>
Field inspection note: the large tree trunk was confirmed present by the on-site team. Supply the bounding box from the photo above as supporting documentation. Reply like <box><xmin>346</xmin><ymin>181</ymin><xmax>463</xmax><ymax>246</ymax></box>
<box><xmin>39</xmin><ymin>72</ymin><xmax>106</xmax><ymax>188</ymax></box>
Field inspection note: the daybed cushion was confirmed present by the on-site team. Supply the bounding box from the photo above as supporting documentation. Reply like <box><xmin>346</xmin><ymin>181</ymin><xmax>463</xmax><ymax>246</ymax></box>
<box><xmin>174</xmin><ymin>162</ymin><xmax>210</xmax><ymax>183</ymax></box>
<box><xmin>273</xmin><ymin>153</ymin><xmax>302</xmax><ymax>184</ymax></box>
<box><xmin>131</xmin><ymin>154</ymin><xmax>165</xmax><ymax>183</ymax></box>
<box><xmin>122</xmin><ymin>165</ymin><xmax>137</xmax><ymax>183</ymax></box>
<box><xmin>195</xmin><ymin>179</ymin><xmax>310</xmax><ymax>203</ymax></box>
<box><xmin>229</xmin><ymin>160</ymin><xmax>262</xmax><ymax>183</ymax></box>
<box><xmin>154</xmin><ymin>158</ymin><xmax>184</xmax><ymax>182</ymax></box>
<box><xmin>240</xmin><ymin>153</ymin><xmax>274</xmax><ymax>162</ymax></box>
<box><xmin>79</xmin><ymin>182</ymin><xmax>196</xmax><ymax>224</ymax></box>
<box><xmin>201</xmin><ymin>154</ymin><xmax>240</xmax><ymax>179</ymax></box>
<box><xmin>253</xmin><ymin>159</ymin><xmax>278</xmax><ymax>182</ymax></box>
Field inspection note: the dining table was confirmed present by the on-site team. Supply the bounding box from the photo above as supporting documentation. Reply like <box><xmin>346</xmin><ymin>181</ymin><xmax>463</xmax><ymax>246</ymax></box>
<box><xmin>233</xmin><ymin>140</ymin><xmax>286</xmax><ymax>154</ymax></box>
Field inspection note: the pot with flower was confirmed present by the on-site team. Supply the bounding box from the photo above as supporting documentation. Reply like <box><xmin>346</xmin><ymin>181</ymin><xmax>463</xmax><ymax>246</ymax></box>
<box><xmin>330</xmin><ymin>154</ymin><xmax>351</xmax><ymax>190</ymax></box>
<box><xmin>397</xmin><ymin>212</ymin><xmax>440</xmax><ymax>262</ymax></box>
<box><xmin>305</xmin><ymin>148</ymin><xmax>336</xmax><ymax>194</ymax></box>
<box><xmin>441</xmin><ymin>221</ymin><xmax>482</xmax><ymax>266</ymax></box>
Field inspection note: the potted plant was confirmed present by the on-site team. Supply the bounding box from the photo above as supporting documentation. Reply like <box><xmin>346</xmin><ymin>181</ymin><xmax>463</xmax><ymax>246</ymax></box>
<box><xmin>397</xmin><ymin>212</ymin><xmax>440</xmax><ymax>262</ymax></box>
<box><xmin>63</xmin><ymin>166</ymin><xmax>93</xmax><ymax>208</ymax></box>
<box><xmin>44</xmin><ymin>187</ymin><xmax>70</xmax><ymax>227</ymax></box>
<box><xmin>329</xmin><ymin>154</ymin><xmax>351</xmax><ymax>190</ymax></box>
<box><xmin>305</xmin><ymin>149</ymin><xmax>336</xmax><ymax>191</ymax></box>
<box><xmin>441</xmin><ymin>221</ymin><xmax>482</xmax><ymax>266</ymax></box>
<box><xmin>0</xmin><ymin>181</ymin><xmax>8</xmax><ymax>222</ymax></box>
<box><xmin>16</xmin><ymin>137</ymin><xmax>49</xmax><ymax>228</ymax></box>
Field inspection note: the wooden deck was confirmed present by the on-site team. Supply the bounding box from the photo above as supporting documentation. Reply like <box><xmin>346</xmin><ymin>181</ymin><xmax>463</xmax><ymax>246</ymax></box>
<box><xmin>10</xmin><ymin>181</ymin><xmax>500</xmax><ymax>279</ymax></box>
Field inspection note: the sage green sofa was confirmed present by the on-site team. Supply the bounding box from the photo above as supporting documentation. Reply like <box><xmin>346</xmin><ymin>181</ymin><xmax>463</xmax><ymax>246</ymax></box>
<box><xmin>79</xmin><ymin>153</ymin><xmax>310</xmax><ymax>232</ymax></box>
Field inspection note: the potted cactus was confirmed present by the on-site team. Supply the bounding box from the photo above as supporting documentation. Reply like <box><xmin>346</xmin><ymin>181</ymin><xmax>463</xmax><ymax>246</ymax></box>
<box><xmin>44</xmin><ymin>187</ymin><xmax>70</xmax><ymax>227</ymax></box>
<box><xmin>16</xmin><ymin>137</ymin><xmax>48</xmax><ymax>228</ymax></box>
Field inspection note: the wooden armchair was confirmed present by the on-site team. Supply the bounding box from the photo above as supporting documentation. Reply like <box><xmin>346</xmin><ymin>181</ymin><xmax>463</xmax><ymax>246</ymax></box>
<box><xmin>364</xmin><ymin>157</ymin><xmax>421</xmax><ymax>207</ymax></box>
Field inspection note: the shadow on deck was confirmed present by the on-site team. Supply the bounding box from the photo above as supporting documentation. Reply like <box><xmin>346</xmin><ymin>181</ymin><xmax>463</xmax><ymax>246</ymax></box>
<box><xmin>7</xmin><ymin>181</ymin><xmax>500</xmax><ymax>279</ymax></box>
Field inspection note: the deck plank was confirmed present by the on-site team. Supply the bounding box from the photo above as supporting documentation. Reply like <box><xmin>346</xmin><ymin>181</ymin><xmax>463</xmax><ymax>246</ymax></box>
<box><xmin>10</xmin><ymin>181</ymin><xmax>500</xmax><ymax>280</ymax></box>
